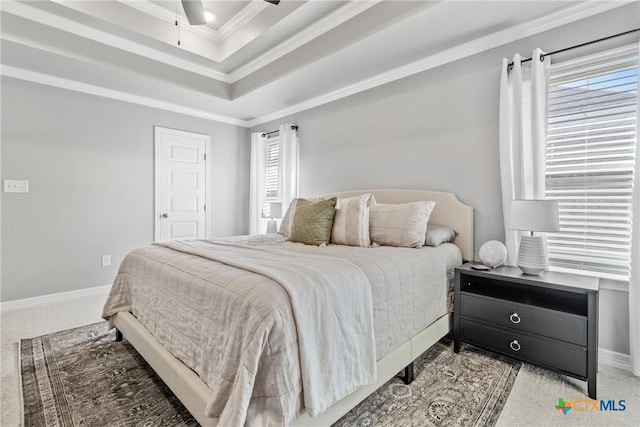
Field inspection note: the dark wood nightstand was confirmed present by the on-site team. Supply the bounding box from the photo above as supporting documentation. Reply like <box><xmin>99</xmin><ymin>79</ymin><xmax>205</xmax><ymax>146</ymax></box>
<box><xmin>453</xmin><ymin>263</ymin><xmax>599</xmax><ymax>399</ymax></box>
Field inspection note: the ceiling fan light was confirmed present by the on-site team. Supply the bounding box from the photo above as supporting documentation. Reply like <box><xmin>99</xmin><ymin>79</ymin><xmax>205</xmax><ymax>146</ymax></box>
<box><xmin>181</xmin><ymin>0</ymin><xmax>206</xmax><ymax>25</ymax></box>
<box><xmin>204</xmin><ymin>11</ymin><xmax>215</xmax><ymax>22</ymax></box>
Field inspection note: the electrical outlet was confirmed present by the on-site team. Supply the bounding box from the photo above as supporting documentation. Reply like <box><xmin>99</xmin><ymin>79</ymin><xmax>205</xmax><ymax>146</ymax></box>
<box><xmin>102</xmin><ymin>255</ymin><xmax>111</xmax><ymax>267</ymax></box>
<box><xmin>4</xmin><ymin>180</ymin><xmax>29</xmax><ymax>193</ymax></box>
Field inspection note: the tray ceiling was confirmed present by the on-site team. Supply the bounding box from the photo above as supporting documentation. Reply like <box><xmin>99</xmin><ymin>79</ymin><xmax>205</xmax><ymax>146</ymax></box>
<box><xmin>1</xmin><ymin>0</ymin><xmax>633</xmax><ymax>126</ymax></box>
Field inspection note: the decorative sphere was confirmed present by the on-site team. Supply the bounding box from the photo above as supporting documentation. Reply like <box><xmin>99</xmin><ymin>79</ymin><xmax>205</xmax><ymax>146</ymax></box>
<box><xmin>478</xmin><ymin>240</ymin><xmax>508</xmax><ymax>267</ymax></box>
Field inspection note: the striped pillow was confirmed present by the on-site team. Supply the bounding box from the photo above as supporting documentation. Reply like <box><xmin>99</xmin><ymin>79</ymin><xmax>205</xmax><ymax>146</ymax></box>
<box><xmin>330</xmin><ymin>194</ymin><xmax>376</xmax><ymax>247</ymax></box>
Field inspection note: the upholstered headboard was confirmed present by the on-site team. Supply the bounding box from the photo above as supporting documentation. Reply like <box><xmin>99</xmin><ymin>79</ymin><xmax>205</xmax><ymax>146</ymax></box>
<box><xmin>321</xmin><ymin>189</ymin><xmax>474</xmax><ymax>261</ymax></box>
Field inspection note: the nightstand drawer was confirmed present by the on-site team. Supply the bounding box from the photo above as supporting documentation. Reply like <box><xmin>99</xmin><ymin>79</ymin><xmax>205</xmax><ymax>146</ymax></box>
<box><xmin>460</xmin><ymin>318</ymin><xmax>587</xmax><ymax>377</ymax></box>
<box><xmin>460</xmin><ymin>293</ymin><xmax>587</xmax><ymax>346</ymax></box>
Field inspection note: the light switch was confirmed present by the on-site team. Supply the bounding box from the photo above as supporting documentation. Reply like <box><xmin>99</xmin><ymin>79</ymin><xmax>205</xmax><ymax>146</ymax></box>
<box><xmin>3</xmin><ymin>180</ymin><xmax>29</xmax><ymax>193</ymax></box>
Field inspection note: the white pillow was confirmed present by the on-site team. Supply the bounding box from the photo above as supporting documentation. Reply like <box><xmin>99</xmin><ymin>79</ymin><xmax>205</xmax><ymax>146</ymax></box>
<box><xmin>425</xmin><ymin>224</ymin><xmax>456</xmax><ymax>247</ymax></box>
<box><xmin>277</xmin><ymin>199</ymin><xmax>297</xmax><ymax>237</ymax></box>
<box><xmin>330</xmin><ymin>194</ymin><xmax>376</xmax><ymax>247</ymax></box>
<box><xmin>369</xmin><ymin>201</ymin><xmax>436</xmax><ymax>248</ymax></box>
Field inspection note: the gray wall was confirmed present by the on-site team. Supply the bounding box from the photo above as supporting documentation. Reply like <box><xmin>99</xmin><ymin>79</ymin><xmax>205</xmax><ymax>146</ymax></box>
<box><xmin>1</xmin><ymin>78</ymin><xmax>250</xmax><ymax>302</ymax></box>
<box><xmin>251</xmin><ymin>5</ymin><xmax>637</xmax><ymax>355</ymax></box>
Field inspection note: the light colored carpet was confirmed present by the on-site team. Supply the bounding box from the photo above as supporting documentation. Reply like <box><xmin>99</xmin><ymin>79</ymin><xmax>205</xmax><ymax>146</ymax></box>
<box><xmin>497</xmin><ymin>363</ymin><xmax>640</xmax><ymax>426</ymax></box>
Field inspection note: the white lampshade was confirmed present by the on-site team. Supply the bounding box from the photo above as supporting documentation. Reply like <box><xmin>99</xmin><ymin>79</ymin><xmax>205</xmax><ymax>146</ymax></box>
<box><xmin>509</xmin><ymin>200</ymin><xmax>559</xmax><ymax>232</ymax></box>
<box><xmin>261</xmin><ymin>202</ymin><xmax>283</xmax><ymax>219</ymax></box>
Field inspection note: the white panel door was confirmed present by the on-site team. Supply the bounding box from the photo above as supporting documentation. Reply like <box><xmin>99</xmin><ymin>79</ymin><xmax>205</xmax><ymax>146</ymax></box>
<box><xmin>155</xmin><ymin>127</ymin><xmax>209</xmax><ymax>242</ymax></box>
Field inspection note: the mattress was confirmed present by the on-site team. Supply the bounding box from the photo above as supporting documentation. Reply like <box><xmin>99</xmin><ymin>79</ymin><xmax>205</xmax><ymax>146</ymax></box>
<box><xmin>103</xmin><ymin>235</ymin><xmax>461</xmax><ymax>425</ymax></box>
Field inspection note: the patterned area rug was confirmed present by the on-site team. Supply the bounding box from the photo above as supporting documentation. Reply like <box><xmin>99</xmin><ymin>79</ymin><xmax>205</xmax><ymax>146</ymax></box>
<box><xmin>20</xmin><ymin>323</ymin><xmax>197</xmax><ymax>427</ymax></box>
<box><xmin>334</xmin><ymin>340</ymin><xmax>520</xmax><ymax>427</ymax></box>
<box><xmin>21</xmin><ymin>323</ymin><xmax>520</xmax><ymax>427</ymax></box>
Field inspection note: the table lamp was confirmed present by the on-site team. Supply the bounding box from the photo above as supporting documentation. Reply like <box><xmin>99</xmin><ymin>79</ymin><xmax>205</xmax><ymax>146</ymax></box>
<box><xmin>509</xmin><ymin>199</ymin><xmax>559</xmax><ymax>275</ymax></box>
<box><xmin>262</xmin><ymin>202</ymin><xmax>283</xmax><ymax>234</ymax></box>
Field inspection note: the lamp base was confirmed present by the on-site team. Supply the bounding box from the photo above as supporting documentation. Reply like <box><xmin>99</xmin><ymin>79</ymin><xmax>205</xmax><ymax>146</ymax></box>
<box><xmin>266</xmin><ymin>219</ymin><xmax>278</xmax><ymax>234</ymax></box>
<box><xmin>517</xmin><ymin>235</ymin><xmax>549</xmax><ymax>275</ymax></box>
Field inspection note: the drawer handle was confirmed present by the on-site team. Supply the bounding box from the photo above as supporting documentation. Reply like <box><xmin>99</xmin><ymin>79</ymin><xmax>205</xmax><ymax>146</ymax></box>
<box><xmin>509</xmin><ymin>313</ymin><xmax>521</xmax><ymax>324</ymax></box>
<box><xmin>509</xmin><ymin>340</ymin><xmax>521</xmax><ymax>352</ymax></box>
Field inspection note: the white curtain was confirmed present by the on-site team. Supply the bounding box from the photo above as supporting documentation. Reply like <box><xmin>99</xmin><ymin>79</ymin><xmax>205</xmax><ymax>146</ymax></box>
<box><xmin>498</xmin><ymin>49</ymin><xmax>550</xmax><ymax>265</ymax></box>
<box><xmin>248</xmin><ymin>125</ymin><xmax>298</xmax><ymax>235</ymax></box>
<box><xmin>279</xmin><ymin>123</ymin><xmax>299</xmax><ymax>214</ymax></box>
<box><xmin>249</xmin><ymin>132</ymin><xmax>267</xmax><ymax>235</ymax></box>
<box><xmin>630</xmin><ymin>43</ymin><xmax>640</xmax><ymax>376</ymax></box>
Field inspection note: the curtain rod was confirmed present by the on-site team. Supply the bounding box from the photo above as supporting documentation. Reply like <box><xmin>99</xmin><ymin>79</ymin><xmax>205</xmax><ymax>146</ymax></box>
<box><xmin>507</xmin><ymin>28</ymin><xmax>640</xmax><ymax>70</ymax></box>
<box><xmin>262</xmin><ymin>125</ymin><xmax>299</xmax><ymax>138</ymax></box>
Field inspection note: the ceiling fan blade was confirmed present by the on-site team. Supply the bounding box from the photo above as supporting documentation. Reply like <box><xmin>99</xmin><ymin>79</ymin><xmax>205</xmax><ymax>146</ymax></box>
<box><xmin>264</xmin><ymin>0</ymin><xmax>280</xmax><ymax>4</ymax></box>
<box><xmin>181</xmin><ymin>0</ymin><xmax>207</xmax><ymax>25</ymax></box>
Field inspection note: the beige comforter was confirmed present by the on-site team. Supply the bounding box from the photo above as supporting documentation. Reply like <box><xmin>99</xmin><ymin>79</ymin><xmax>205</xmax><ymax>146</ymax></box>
<box><xmin>103</xmin><ymin>239</ymin><xmax>376</xmax><ymax>426</ymax></box>
<box><xmin>102</xmin><ymin>235</ymin><xmax>461</xmax><ymax>426</ymax></box>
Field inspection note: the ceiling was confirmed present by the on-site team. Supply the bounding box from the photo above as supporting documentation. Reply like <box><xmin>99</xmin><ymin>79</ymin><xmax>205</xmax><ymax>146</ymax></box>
<box><xmin>150</xmin><ymin>1</ymin><xmax>253</xmax><ymax>32</ymax></box>
<box><xmin>0</xmin><ymin>0</ymin><xmax>631</xmax><ymax>127</ymax></box>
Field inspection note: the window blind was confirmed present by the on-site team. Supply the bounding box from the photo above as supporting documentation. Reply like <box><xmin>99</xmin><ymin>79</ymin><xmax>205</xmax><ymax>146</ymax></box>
<box><xmin>545</xmin><ymin>46</ymin><xmax>638</xmax><ymax>281</ymax></box>
<box><xmin>264</xmin><ymin>138</ymin><xmax>280</xmax><ymax>201</ymax></box>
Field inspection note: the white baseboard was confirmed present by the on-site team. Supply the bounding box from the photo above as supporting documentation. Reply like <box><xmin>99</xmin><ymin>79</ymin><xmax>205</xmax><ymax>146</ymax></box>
<box><xmin>599</xmin><ymin>347</ymin><xmax>632</xmax><ymax>372</ymax></box>
<box><xmin>0</xmin><ymin>285</ymin><xmax>111</xmax><ymax>313</ymax></box>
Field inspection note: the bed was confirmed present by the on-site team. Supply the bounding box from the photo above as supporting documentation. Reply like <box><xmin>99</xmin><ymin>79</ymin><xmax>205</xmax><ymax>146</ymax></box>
<box><xmin>103</xmin><ymin>189</ymin><xmax>473</xmax><ymax>426</ymax></box>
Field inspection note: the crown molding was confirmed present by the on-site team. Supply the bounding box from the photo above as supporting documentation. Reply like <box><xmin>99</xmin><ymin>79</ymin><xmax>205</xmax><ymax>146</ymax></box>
<box><xmin>513</xmin><ymin>0</ymin><xmax>637</xmax><ymax>39</ymax></box>
<box><xmin>3</xmin><ymin>0</ymin><xmax>632</xmax><ymax>129</ymax></box>
<box><xmin>1</xmin><ymin>65</ymin><xmax>248</xmax><ymax>127</ymax></box>
<box><xmin>3</xmin><ymin>0</ymin><xmax>231</xmax><ymax>83</ymax></box>
<box><xmin>228</xmin><ymin>0</ymin><xmax>381</xmax><ymax>82</ymax></box>
<box><xmin>217</xmin><ymin>1</ymin><xmax>269</xmax><ymax>42</ymax></box>
<box><xmin>246</xmin><ymin>0</ymin><xmax>633</xmax><ymax>127</ymax></box>
<box><xmin>3</xmin><ymin>0</ymin><xmax>384</xmax><ymax>85</ymax></box>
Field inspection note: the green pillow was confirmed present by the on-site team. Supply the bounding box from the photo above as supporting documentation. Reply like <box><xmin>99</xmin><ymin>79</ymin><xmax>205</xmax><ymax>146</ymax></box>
<box><xmin>288</xmin><ymin>197</ymin><xmax>337</xmax><ymax>246</ymax></box>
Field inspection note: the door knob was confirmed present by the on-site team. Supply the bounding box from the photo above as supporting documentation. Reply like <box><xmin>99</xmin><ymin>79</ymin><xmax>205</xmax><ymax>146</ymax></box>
<box><xmin>161</xmin><ymin>213</ymin><xmax>169</xmax><ymax>218</ymax></box>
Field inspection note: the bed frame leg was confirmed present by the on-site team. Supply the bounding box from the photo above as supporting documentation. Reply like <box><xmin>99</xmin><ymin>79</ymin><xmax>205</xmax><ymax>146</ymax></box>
<box><xmin>400</xmin><ymin>362</ymin><xmax>414</xmax><ymax>384</ymax></box>
<box><xmin>115</xmin><ymin>329</ymin><xmax>123</xmax><ymax>342</ymax></box>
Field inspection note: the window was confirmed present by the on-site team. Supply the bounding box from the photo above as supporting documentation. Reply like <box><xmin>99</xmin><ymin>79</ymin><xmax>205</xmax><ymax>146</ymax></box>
<box><xmin>260</xmin><ymin>134</ymin><xmax>284</xmax><ymax>220</ymax></box>
<box><xmin>545</xmin><ymin>45</ymin><xmax>638</xmax><ymax>281</ymax></box>
<box><xmin>250</xmin><ymin>125</ymin><xmax>298</xmax><ymax>235</ymax></box>
<box><xmin>264</xmin><ymin>136</ymin><xmax>281</xmax><ymax>202</ymax></box>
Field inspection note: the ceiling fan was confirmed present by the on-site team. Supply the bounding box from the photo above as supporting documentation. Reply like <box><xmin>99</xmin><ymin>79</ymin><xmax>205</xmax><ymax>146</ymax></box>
<box><xmin>181</xmin><ymin>0</ymin><xmax>280</xmax><ymax>26</ymax></box>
